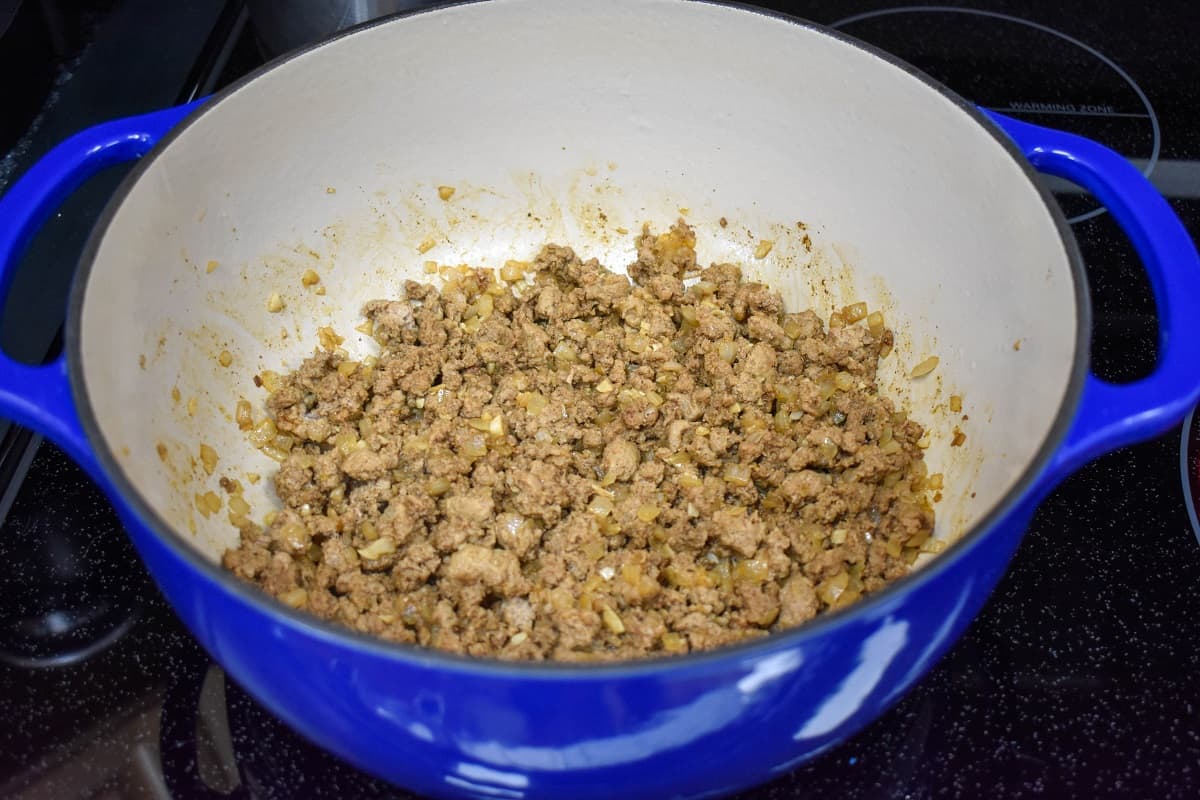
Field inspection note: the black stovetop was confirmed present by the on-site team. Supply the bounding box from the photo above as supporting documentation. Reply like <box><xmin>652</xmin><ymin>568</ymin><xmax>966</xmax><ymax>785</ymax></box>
<box><xmin>2</xmin><ymin>1</ymin><xmax>1200</xmax><ymax>797</ymax></box>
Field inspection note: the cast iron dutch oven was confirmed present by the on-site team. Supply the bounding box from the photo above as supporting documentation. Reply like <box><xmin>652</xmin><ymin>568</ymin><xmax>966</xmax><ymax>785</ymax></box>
<box><xmin>1</xmin><ymin>2</ymin><xmax>1197</xmax><ymax>797</ymax></box>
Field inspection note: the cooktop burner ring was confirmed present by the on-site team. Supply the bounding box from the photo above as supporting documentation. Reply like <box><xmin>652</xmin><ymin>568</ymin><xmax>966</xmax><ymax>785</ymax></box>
<box><xmin>1180</xmin><ymin>406</ymin><xmax>1200</xmax><ymax>547</ymax></box>
<box><xmin>830</xmin><ymin>4</ymin><xmax>1161</xmax><ymax>226</ymax></box>
<box><xmin>0</xmin><ymin>604</ymin><xmax>139</xmax><ymax>669</ymax></box>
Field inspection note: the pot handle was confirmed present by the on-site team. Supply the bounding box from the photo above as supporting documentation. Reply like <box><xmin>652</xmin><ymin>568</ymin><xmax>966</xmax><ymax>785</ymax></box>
<box><xmin>984</xmin><ymin>110</ymin><xmax>1200</xmax><ymax>483</ymax></box>
<box><xmin>0</xmin><ymin>101</ymin><xmax>203</xmax><ymax>480</ymax></box>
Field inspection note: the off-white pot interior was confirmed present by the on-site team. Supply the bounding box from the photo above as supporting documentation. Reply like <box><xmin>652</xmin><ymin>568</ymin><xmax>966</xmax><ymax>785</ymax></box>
<box><xmin>78</xmin><ymin>0</ymin><xmax>1076</xmax><ymax>568</ymax></box>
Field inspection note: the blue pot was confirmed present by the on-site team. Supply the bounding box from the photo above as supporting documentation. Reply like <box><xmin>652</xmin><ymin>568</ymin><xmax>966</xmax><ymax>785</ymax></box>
<box><xmin>1</xmin><ymin>3</ymin><xmax>1197</xmax><ymax>798</ymax></box>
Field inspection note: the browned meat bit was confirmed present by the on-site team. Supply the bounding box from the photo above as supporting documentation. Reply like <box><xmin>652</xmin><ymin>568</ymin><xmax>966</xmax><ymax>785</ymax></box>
<box><xmin>602</xmin><ymin>438</ymin><xmax>639</xmax><ymax>483</ymax></box>
<box><xmin>361</xmin><ymin>300</ymin><xmax>414</xmax><ymax>343</ymax></box>
<box><xmin>444</xmin><ymin>545</ymin><xmax>525</xmax><ymax>597</ymax></box>
<box><xmin>629</xmin><ymin>220</ymin><xmax>696</xmax><ymax>284</ymax></box>
<box><xmin>223</xmin><ymin>220</ymin><xmax>936</xmax><ymax>661</ymax></box>
<box><xmin>778</xmin><ymin>573</ymin><xmax>819</xmax><ymax>628</ymax></box>
<box><xmin>340</xmin><ymin>448</ymin><xmax>393</xmax><ymax>481</ymax></box>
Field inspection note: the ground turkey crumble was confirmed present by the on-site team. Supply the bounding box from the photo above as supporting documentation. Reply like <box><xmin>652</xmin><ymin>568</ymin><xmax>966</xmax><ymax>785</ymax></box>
<box><xmin>222</xmin><ymin>221</ymin><xmax>936</xmax><ymax>661</ymax></box>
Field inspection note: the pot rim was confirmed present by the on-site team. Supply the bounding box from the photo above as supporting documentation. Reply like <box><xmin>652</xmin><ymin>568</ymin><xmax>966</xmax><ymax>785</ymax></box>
<box><xmin>65</xmin><ymin>0</ymin><xmax>1090</xmax><ymax>679</ymax></box>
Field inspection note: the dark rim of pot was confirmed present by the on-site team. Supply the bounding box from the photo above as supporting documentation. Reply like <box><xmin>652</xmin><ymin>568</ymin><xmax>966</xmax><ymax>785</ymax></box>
<box><xmin>67</xmin><ymin>0</ymin><xmax>1090</xmax><ymax>679</ymax></box>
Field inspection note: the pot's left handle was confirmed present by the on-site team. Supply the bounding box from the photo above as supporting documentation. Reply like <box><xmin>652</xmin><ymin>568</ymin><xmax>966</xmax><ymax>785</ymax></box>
<box><xmin>0</xmin><ymin>102</ymin><xmax>203</xmax><ymax>481</ymax></box>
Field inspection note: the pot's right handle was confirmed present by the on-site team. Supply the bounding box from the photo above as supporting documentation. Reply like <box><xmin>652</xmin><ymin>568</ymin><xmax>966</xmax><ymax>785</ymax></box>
<box><xmin>0</xmin><ymin>102</ymin><xmax>203</xmax><ymax>481</ymax></box>
<box><xmin>984</xmin><ymin>111</ymin><xmax>1200</xmax><ymax>484</ymax></box>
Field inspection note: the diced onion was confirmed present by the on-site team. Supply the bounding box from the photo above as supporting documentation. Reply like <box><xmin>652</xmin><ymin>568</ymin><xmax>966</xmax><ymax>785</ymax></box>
<box><xmin>842</xmin><ymin>302</ymin><xmax>868</xmax><ymax>324</ymax></box>
<box><xmin>867</xmin><ymin>310</ymin><xmax>885</xmax><ymax>337</ymax></box>
<box><xmin>600</xmin><ymin>604</ymin><xmax>626</xmax><ymax>634</ymax></box>
<box><xmin>235</xmin><ymin>399</ymin><xmax>253</xmax><ymax>431</ymax></box>
<box><xmin>357</xmin><ymin>537</ymin><xmax>396</xmax><ymax>560</ymax></box>
<box><xmin>516</xmin><ymin>392</ymin><xmax>548</xmax><ymax>416</ymax></box>
<box><xmin>461</xmin><ymin>433</ymin><xmax>488</xmax><ymax>460</ymax></box>
<box><xmin>910</xmin><ymin>356</ymin><xmax>939</xmax><ymax>378</ymax></box>
<box><xmin>636</xmin><ymin>504</ymin><xmax>661</xmax><ymax>522</ymax></box>
<box><xmin>500</xmin><ymin>260</ymin><xmax>529</xmax><ymax>281</ymax></box>
<box><xmin>663</xmin><ymin>452</ymin><xmax>693</xmax><ymax>468</ymax></box>
<box><xmin>722</xmin><ymin>463</ymin><xmax>753</xmax><ymax>487</ymax></box>
<box><xmin>587</xmin><ymin>494</ymin><xmax>615</xmax><ymax>518</ymax></box>
<box><xmin>553</xmin><ymin>341</ymin><xmax>579</xmax><ymax>364</ymax></box>
<box><xmin>661</xmin><ymin>632</ymin><xmax>687</xmax><ymax>653</ymax></box>
<box><xmin>626</xmin><ymin>334</ymin><xmax>650</xmax><ymax>354</ymax></box>
<box><xmin>199</xmin><ymin>444</ymin><xmax>219</xmax><ymax>475</ymax></box>
<box><xmin>817</xmin><ymin>571</ymin><xmax>850</xmax><ymax>605</ymax></box>
<box><xmin>733</xmin><ymin>558</ymin><xmax>770</xmax><ymax>583</ymax></box>
<box><xmin>280</xmin><ymin>588</ymin><xmax>308</xmax><ymax>608</ymax></box>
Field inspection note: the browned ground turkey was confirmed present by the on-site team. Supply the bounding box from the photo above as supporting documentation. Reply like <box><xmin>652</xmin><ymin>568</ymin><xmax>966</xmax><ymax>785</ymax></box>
<box><xmin>221</xmin><ymin>221</ymin><xmax>935</xmax><ymax>661</ymax></box>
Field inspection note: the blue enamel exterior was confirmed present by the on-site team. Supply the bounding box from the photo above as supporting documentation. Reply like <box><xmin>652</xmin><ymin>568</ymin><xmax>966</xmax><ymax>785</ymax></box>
<box><xmin>120</xmin><ymin>492</ymin><xmax>1023</xmax><ymax>800</ymax></box>
<box><xmin>1</xmin><ymin>97</ymin><xmax>1198</xmax><ymax>798</ymax></box>
<box><xmin>982</xmin><ymin>111</ymin><xmax>1200</xmax><ymax>485</ymax></box>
